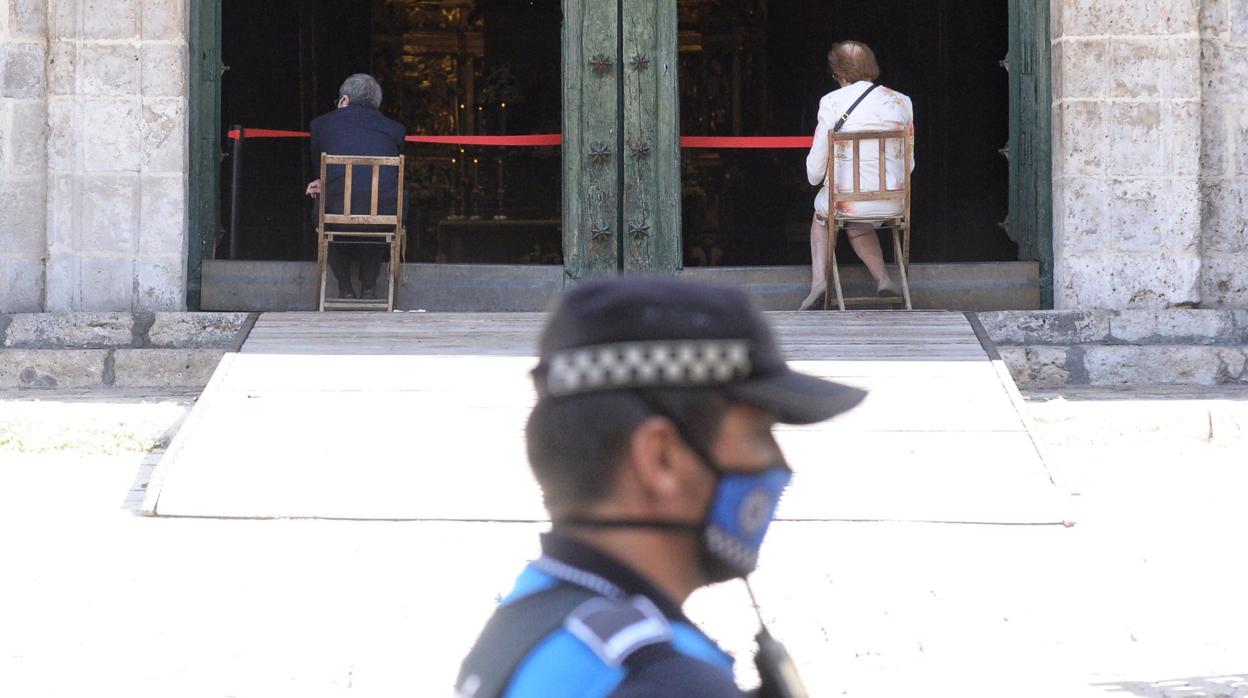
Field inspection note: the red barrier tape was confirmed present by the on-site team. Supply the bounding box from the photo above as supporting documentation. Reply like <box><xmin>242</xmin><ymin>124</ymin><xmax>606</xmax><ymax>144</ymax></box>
<box><xmin>227</xmin><ymin>129</ymin><xmax>813</xmax><ymax>150</ymax></box>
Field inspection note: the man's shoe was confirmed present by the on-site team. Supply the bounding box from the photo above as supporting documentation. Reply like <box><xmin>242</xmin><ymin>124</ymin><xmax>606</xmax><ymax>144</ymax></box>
<box><xmin>338</xmin><ymin>285</ymin><xmax>356</xmax><ymax>300</ymax></box>
<box><xmin>877</xmin><ymin>277</ymin><xmax>901</xmax><ymax>297</ymax></box>
<box><xmin>798</xmin><ymin>283</ymin><xmax>827</xmax><ymax>311</ymax></box>
<box><xmin>361</xmin><ymin>287</ymin><xmax>377</xmax><ymax>300</ymax></box>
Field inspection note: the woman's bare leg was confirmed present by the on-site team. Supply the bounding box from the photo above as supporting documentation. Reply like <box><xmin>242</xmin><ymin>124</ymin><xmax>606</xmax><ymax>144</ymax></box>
<box><xmin>846</xmin><ymin>223</ymin><xmax>890</xmax><ymax>283</ymax></box>
<box><xmin>809</xmin><ymin>213</ymin><xmax>829</xmax><ymax>292</ymax></box>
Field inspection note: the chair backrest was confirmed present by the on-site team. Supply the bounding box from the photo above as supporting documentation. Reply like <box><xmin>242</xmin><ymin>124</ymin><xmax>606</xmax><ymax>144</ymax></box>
<box><xmin>317</xmin><ymin>154</ymin><xmax>405</xmax><ymax>229</ymax></box>
<box><xmin>827</xmin><ymin>129</ymin><xmax>912</xmax><ymax>209</ymax></box>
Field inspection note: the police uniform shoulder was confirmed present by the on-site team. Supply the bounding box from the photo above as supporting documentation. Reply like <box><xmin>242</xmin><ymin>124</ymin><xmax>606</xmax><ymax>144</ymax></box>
<box><xmin>563</xmin><ymin>595</ymin><xmax>673</xmax><ymax>667</ymax></box>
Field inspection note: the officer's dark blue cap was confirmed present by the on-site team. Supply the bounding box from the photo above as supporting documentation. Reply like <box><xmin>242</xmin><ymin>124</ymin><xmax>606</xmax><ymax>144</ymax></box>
<box><xmin>532</xmin><ymin>276</ymin><xmax>866</xmax><ymax>424</ymax></box>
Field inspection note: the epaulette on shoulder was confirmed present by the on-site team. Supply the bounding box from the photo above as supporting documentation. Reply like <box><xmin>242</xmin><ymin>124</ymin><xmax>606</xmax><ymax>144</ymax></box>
<box><xmin>563</xmin><ymin>595</ymin><xmax>673</xmax><ymax>667</ymax></box>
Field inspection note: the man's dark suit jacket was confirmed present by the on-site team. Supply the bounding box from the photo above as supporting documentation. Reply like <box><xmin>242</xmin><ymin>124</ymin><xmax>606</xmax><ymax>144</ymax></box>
<box><xmin>309</xmin><ymin>104</ymin><xmax>406</xmax><ymax>216</ymax></box>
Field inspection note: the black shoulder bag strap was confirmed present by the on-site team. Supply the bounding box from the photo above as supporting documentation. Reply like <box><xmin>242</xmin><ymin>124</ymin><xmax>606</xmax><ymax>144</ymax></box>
<box><xmin>455</xmin><ymin>584</ymin><xmax>599</xmax><ymax>698</ymax></box>
<box><xmin>833</xmin><ymin>82</ymin><xmax>880</xmax><ymax>132</ymax></box>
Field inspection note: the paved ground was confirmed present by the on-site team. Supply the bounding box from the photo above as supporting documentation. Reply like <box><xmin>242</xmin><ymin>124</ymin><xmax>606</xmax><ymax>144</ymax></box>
<box><xmin>0</xmin><ymin>386</ymin><xmax>1246</xmax><ymax>697</ymax></box>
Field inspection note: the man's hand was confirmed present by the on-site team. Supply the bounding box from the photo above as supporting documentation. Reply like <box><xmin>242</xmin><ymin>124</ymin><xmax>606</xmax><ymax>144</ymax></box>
<box><xmin>306</xmin><ymin>179</ymin><xmax>321</xmax><ymax>198</ymax></box>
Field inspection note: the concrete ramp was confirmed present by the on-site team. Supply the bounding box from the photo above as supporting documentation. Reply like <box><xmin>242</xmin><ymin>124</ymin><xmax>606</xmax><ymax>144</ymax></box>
<box><xmin>143</xmin><ymin>311</ymin><xmax>1068</xmax><ymax>524</ymax></box>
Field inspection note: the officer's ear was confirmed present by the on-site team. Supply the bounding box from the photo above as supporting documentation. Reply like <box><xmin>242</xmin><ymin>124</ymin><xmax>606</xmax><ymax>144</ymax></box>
<box><xmin>627</xmin><ymin>416</ymin><xmax>703</xmax><ymax>506</ymax></box>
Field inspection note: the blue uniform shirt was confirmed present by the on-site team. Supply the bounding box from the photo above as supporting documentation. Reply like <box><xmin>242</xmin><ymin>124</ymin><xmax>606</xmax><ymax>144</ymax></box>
<box><xmin>458</xmin><ymin>532</ymin><xmax>748</xmax><ymax>698</ymax></box>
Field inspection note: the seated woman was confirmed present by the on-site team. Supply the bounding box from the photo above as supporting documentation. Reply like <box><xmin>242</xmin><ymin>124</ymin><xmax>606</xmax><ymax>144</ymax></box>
<box><xmin>801</xmin><ymin>41</ymin><xmax>915</xmax><ymax>310</ymax></box>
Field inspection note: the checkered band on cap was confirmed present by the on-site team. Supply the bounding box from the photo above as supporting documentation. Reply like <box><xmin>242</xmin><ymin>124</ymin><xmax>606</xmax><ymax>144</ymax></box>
<box><xmin>539</xmin><ymin>340</ymin><xmax>752</xmax><ymax>397</ymax></box>
<box><xmin>704</xmin><ymin>525</ymin><xmax>760</xmax><ymax>571</ymax></box>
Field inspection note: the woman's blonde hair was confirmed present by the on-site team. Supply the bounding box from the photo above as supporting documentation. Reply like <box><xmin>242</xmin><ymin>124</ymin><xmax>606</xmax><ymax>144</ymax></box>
<box><xmin>827</xmin><ymin>41</ymin><xmax>880</xmax><ymax>84</ymax></box>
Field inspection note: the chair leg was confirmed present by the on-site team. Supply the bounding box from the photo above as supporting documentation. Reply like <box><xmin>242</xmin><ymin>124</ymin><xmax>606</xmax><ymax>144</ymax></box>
<box><xmin>388</xmin><ymin>236</ymin><xmax>399</xmax><ymax>312</ymax></box>
<box><xmin>891</xmin><ymin>226</ymin><xmax>913</xmax><ymax>311</ymax></box>
<box><xmin>317</xmin><ymin>235</ymin><xmax>328</xmax><ymax>312</ymax></box>
<box><xmin>828</xmin><ymin>225</ymin><xmax>847</xmax><ymax>311</ymax></box>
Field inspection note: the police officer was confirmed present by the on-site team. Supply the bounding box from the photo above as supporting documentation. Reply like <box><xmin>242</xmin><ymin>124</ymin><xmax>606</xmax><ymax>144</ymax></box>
<box><xmin>457</xmin><ymin>276</ymin><xmax>866</xmax><ymax>697</ymax></box>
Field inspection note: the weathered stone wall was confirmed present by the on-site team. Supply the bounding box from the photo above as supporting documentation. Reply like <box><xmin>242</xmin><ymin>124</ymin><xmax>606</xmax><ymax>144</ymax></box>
<box><xmin>0</xmin><ymin>0</ymin><xmax>49</xmax><ymax>312</ymax></box>
<box><xmin>44</xmin><ymin>0</ymin><xmax>189</xmax><ymax>311</ymax></box>
<box><xmin>1199</xmin><ymin>0</ymin><xmax>1248</xmax><ymax>307</ymax></box>
<box><xmin>1051</xmin><ymin>0</ymin><xmax>1205</xmax><ymax>309</ymax></box>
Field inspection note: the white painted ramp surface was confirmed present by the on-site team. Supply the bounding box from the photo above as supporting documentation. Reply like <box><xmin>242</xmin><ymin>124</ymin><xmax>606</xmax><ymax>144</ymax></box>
<box><xmin>144</xmin><ymin>311</ymin><xmax>1065</xmax><ymax>523</ymax></box>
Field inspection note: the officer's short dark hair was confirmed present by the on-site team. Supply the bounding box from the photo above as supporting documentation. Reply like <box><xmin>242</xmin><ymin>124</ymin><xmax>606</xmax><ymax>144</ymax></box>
<box><xmin>526</xmin><ymin>388</ymin><xmax>729</xmax><ymax>509</ymax></box>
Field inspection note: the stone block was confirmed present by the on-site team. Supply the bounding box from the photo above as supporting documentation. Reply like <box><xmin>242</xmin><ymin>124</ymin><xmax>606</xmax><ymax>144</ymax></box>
<box><xmin>7</xmin><ymin>100</ymin><xmax>48</xmax><ymax>176</ymax></box>
<box><xmin>978</xmin><ymin>311</ymin><xmax>1110</xmax><ymax>345</ymax></box>
<box><xmin>1200</xmin><ymin>99</ymin><xmax>1228</xmax><ymax>177</ymax></box>
<box><xmin>998</xmin><ymin>346</ymin><xmax>1073</xmax><ymax>389</ymax></box>
<box><xmin>1060</xmin><ymin>39</ymin><xmax>1108</xmax><ymax>100</ymax></box>
<box><xmin>112</xmin><ymin>348</ymin><xmax>225</xmax><ymax>388</ymax></box>
<box><xmin>46</xmin><ymin>174</ymin><xmax>76</xmax><ymax>251</ymax></box>
<box><xmin>1059</xmin><ymin>0</ymin><xmax>1109</xmax><ymax>36</ymax></box>
<box><xmin>139</xmin><ymin>175</ymin><xmax>186</xmax><ymax>256</ymax></box>
<box><xmin>80</xmin><ymin>98</ymin><xmax>143</xmax><ymax>172</ymax></box>
<box><xmin>1056</xmin><ymin>177</ymin><xmax>1110</xmax><ymax>253</ymax></box>
<box><xmin>1200</xmin><ymin>0</ymin><xmax>1229</xmax><ymax>35</ymax></box>
<box><xmin>0</xmin><ymin>349</ymin><xmax>108</xmax><ymax>388</ymax></box>
<box><xmin>1238</xmin><ymin>108</ymin><xmax>1248</xmax><ymax>175</ymax></box>
<box><xmin>43</xmin><ymin>252</ymin><xmax>76</xmax><ymax>312</ymax></box>
<box><xmin>46</xmin><ymin>40</ymin><xmax>75</xmax><ymax>96</ymax></box>
<box><xmin>1111</xmin><ymin>38</ymin><xmax>1200</xmax><ymax>100</ymax></box>
<box><xmin>1201</xmin><ymin>252</ymin><xmax>1248</xmax><ymax>307</ymax></box>
<box><xmin>1199</xmin><ymin>179</ymin><xmax>1248</xmax><ymax>252</ymax></box>
<box><xmin>1234</xmin><ymin>0</ymin><xmax>1248</xmax><ymax>40</ymax></box>
<box><xmin>0</xmin><ymin>257</ymin><xmax>45</xmax><ymax>313</ymax></box>
<box><xmin>141</xmin><ymin>43</ymin><xmax>186</xmax><ymax>98</ymax></box>
<box><xmin>1109</xmin><ymin>178</ymin><xmax>1201</xmax><ymax>253</ymax></box>
<box><xmin>1110</xmin><ymin>0</ymin><xmax>1200</xmax><ymax>34</ymax></box>
<box><xmin>148</xmin><ymin>313</ymin><xmax>250</xmax><ymax>348</ymax></box>
<box><xmin>1107</xmin><ymin>310</ymin><xmax>1239</xmax><ymax>344</ymax></box>
<box><xmin>1200</xmin><ymin>40</ymin><xmax>1248</xmax><ymax>97</ymax></box>
<box><xmin>1108</xmin><ymin>103</ymin><xmax>1164</xmax><ymax>177</ymax></box>
<box><xmin>142</xmin><ymin>0</ymin><xmax>186</xmax><ymax>41</ymax></box>
<box><xmin>82</xmin><ymin>0</ymin><xmax>140</xmax><ymax>39</ymax></box>
<box><xmin>78</xmin><ymin>43</ymin><xmax>141</xmax><ymax>97</ymax></box>
<box><xmin>141</xmin><ymin>99</ymin><xmax>185</xmax><ymax>173</ymax></box>
<box><xmin>77</xmin><ymin>257</ymin><xmax>135</xmax><ymax>311</ymax></box>
<box><xmin>1165</xmin><ymin>103</ymin><xmax>1204</xmax><ymax>177</ymax></box>
<box><xmin>1055</xmin><ymin>252</ymin><xmax>1202</xmax><ymax>309</ymax></box>
<box><xmin>47</xmin><ymin>0</ymin><xmax>77</xmax><ymax>39</ymax></box>
<box><xmin>46</xmin><ymin>97</ymin><xmax>78</xmax><ymax>172</ymax></box>
<box><xmin>1083</xmin><ymin>345</ymin><xmax>1240</xmax><ymax>386</ymax></box>
<box><xmin>133</xmin><ymin>256</ymin><xmax>185</xmax><ymax>311</ymax></box>
<box><xmin>8</xmin><ymin>0</ymin><xmax>49</xmax><ymax>37</ymax></box>
<box><xmin>0</xmin><ymin>179</ymin><xmax>46</xmax><ymax>249</ymax></box>
<box><xmin>3</xmin><ymin>313</ymin><xmax>134</xmax><ymax>348</ymax></box>
<box><xmin>1</xmin><ymin>42</ymin><xmax>46</xmax><ymax>99</ymax></box>
<box><xmin>79</xmin><ymin>175</ymin><xmax>141</xmax><ymax>254</ymax></box>
<box><xmin>1059</xmin><ymin>102</ymin><xmax>1110</xmax><ymax>176</ymax></box>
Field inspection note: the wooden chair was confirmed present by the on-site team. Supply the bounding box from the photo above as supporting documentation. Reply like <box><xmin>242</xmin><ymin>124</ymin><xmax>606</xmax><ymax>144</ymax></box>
<box><xmin>824</xmin><ymin>129</ymin><xmax>914</xmax><ymax>311</ymax></box>
<box><xmin>316</xmin><ymin>154</ymin><xmax>405</xmax><ymax>312</ymax></box>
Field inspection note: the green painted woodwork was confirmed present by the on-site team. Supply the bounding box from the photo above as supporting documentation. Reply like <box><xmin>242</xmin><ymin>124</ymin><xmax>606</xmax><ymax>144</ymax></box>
<box><xmin>1008</xmin><ymin>0</ymin><xmax>1054</xmax><ymax>307</ymax></box>
<box><xmin>621</xmin><ymin>0</ymin><xmax>681</xmax><ymax>274</ymax></box>
<box><xmin>561</xmin><ymin>0</ymin><xmax>622</xmax><ymax>283</ymax></box>
<box><xmin>187</xmin><ymin>0</ymin><xmax>223</xmax><ymax>310</ymax></box>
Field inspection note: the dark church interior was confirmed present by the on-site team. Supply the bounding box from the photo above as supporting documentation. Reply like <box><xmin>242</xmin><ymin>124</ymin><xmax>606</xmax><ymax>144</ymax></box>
<box><xmin>220</xmin><ymin>0</ymin><xmax>1012</xmax><ymax>267</ymax></box>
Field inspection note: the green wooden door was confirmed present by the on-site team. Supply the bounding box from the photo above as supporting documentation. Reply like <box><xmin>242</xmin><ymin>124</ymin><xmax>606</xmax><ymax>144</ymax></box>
<box><xmin>186</xmin><ymin>0</ymin><xmax>223</xmax><ymax>310</ymax></box>
<box><xmin>1007</xmin><ymin>0</ymin><xmax>1054</xmax><ymax>307</ymax></box>
<box><xmin>562</xmin><ymin>0</ymin><xmax>681</xmax><ymax>283</ymax></box>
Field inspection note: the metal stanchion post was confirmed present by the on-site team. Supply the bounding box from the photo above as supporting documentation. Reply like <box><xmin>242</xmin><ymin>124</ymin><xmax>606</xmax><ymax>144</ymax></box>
<box><xmin>229</xmin><ymin>125</ymin><xmax>244</xmax><ymax>260</ymax></box>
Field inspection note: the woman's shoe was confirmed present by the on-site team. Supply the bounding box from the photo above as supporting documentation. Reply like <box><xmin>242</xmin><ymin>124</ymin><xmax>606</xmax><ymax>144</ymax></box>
<box><xmin>877</xmin><ymin>277</ymin><xmax>901</xmax><ymax>297</ymax></box>
<box><xmin>798</xmin><ymin>283</ymin><xmax>827</xmax><ymax>310</ymax></box>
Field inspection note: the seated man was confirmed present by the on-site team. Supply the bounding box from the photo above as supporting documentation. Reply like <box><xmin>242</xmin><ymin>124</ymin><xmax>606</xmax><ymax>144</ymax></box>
<box><xmin>305</xmin><ymin>73</ymin><xmax>406</xmax><ymax>299</ymax></box>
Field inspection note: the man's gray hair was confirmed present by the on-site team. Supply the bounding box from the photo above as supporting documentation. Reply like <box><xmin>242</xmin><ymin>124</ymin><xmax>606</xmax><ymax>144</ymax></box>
<box><xmin>339</xmin><ymin>73</ymin><xmax>383</xmax><ymax>109</ymax></box>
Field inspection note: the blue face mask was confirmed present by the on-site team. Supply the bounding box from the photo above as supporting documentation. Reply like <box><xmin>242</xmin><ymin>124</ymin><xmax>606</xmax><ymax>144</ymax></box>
<box><xmin>695</xmin><ymin>454</ymin><xmax>792</xmax><ymax>583</ymax></box>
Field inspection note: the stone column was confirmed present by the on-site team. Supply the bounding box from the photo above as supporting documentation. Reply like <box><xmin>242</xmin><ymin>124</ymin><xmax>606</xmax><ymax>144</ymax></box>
<box><xmin>1051</xmin><ymin>0</ymin><xmax>1204</xmax><ymax>308</ymax></box>
<box><xmin>1199</xmin><ymin>0</ymin><xmax>1248</xmax><ymax>307</ymax></box>
<box><xmin>45</xmin><ymin>0</ymin><xmax>189</xmax><ymax>311</ymax></box>
<box><xmin>0</xmin><ymin>0</ymin><xmax>49</xmax><ymax>312</ymax></box>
